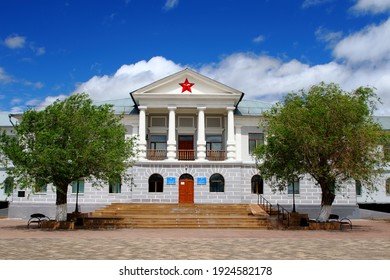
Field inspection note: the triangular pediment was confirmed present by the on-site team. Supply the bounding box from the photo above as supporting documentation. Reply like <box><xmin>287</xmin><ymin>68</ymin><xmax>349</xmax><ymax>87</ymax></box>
<box><xmin>130</xmin><ymin>69</ymin><xmax>243</xmax><ymax>108</ymax></box>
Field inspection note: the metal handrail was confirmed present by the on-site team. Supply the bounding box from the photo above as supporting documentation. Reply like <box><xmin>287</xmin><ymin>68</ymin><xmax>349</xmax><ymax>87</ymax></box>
<box><xmin>258</xmin><ymin>195</ymin><xmax>273</xmax><ymax>215</ymax></box>
<box><xmin>277</xmin><ymin>204</ymin><xmax>290</xmax><ymax>228</ymax></box>
<box><xmin>258</xmin><ymin>195</ymin><xmax>291</xmax><ymax>228</ymax></box>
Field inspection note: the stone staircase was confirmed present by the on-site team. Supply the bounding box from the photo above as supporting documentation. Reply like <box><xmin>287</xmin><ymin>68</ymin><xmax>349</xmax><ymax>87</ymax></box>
<box><xmin>81</xmin><ymin>203</ymin><xmax>273</xmax><ymax>229</ymax></box>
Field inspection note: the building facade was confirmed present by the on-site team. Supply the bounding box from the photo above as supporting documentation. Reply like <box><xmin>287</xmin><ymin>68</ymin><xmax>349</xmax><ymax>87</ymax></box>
<box><xmin>2</xmin><ymin>69</ymin><xmax>389</xmax><ymax>218</ymax></box>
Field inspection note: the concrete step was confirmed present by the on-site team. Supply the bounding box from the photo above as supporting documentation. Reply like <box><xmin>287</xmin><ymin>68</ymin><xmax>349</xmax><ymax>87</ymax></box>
<box><xmin>83</xmin><ymin>203</ymin><xmax>273</xmax><ymax>229</ymax></box>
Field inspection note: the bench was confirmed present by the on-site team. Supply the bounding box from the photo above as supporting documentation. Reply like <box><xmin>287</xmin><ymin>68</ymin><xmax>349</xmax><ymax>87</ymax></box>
<box><xmin>27</xmin><ymin>213</ymin><xmax>50</xmax><ymax>228</ymax></box>
<box><xmin>328</xmin><ymin>214</ymin><xmax>352</xmax><ymax>230</ymax></box>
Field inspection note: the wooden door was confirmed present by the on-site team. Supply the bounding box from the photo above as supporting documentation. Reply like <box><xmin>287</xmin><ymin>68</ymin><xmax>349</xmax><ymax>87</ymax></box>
<box><xmin>179</xmin><ymin>178</ymin><xmax>194</xmax><ymax>203</ymax></box>
<box><xmin>178</xmin><ymin>135</ymin><xmax>194</xmax><ymax>160</ymax></box>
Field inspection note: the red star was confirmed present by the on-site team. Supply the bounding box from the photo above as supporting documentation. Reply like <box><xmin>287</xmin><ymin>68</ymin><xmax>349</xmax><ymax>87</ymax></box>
<box><xmin>179</xmin><ymin>78</ymin><xmax>194</xmax><ymax>93</ymax></box>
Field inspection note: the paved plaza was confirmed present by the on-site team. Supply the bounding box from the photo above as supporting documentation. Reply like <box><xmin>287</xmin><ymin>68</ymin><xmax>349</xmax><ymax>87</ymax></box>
<box><xmin>0</xmin><ymin>217</ymin><xmax>390</xmax><ymax>260</ymax></box>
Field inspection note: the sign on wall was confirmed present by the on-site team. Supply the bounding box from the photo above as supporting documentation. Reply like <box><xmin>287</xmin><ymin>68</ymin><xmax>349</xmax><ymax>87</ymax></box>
<box><xmin>166</xmin><ymin>177</ymin><xmax>176</xmax><ymax>185</ymax></box>
<box><xmin>197</xmin><ymin>177</ymin><xmax>207</xmax><ymax>185</ymax></box>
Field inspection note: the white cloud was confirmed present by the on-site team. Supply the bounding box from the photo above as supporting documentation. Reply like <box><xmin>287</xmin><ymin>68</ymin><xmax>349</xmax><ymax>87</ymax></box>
<box><xmin>200</xmin><ymin>53</ymin><xmax>350</xmax><ymax>101</ymax></box>
<box><xmin>72</xmin><ymin>56</ymin><xmax>183</xmax><ymax>101</ymax></box>
<box><xmin>253</xmin><ymin>35</ymin><xmax>265</xmax><ymax>43</ymax></box>
<box><xmin>333</xmin><ymin>18</ymin><xmax>390</xmax><ymax>64</ymax></box>
<box><xmin>35</xmin><ymin>47</ymin><xmax>46</xmax><ymax>56</ymax></box>
<box><xmin>4</xmin><ymin>34</ymin><xmax>26</xmax><ymax>49</ymax></box>
<box><xmin>31</xmin><ymin>6</ymin><xmax>390</xmax><ymax>117</ymax></box>
<box><xmin>63</xmin><ymin>50</ymin><xmax>389</xmax><ymax>116</ymax></box>
<box><xmin>33</xmin><ymin>94</ymin><xmax>68</xmax><ymax>111</ymax></box>
<box><xmin>352</xmin><ymin>0</ymin><xmax>390</xmax><ymax>14</ymax></box>
<box><xmin>315</xmin><ymin>26</ymin><xmax>343</xmax><ymax>47</ymax></box>
<box><xmin>0</xmin><ymin>67</ymin><xmax>13</xmax><ymax>83</ymax></box>
<box><xmin>302</xmin><ymin>0</ymin><xmax>334</xmax><ymax>9</ymax></box>
<box><xmin>11</xmin><ymin>98</ymin><xmax>23</xmax><ymax>105</ymax></box>
<box><xmin>164</xmin><ymin>0</ymin><xmax>179</xmax><ymax>11</ymax></box>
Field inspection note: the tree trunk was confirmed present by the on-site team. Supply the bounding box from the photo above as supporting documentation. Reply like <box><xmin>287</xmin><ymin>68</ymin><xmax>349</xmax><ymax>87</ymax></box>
<box><xmin>317</xmin><ymin>180</ymin><xmax>336</xmax><ymax>222</ymax></box>
<box><xmin>317</xmin><ymin>205</ymin><xmax>332</xmax><ymax>222</ymax></box>
<box><xmin>55</xmin><ymin>183</ymin><xmax>68</xmax><ymax>221</ymax></box>
<box><xmin>56</xmin><ymin>204</ymin><xmax>68</xmax><ymax>221</ymax></box>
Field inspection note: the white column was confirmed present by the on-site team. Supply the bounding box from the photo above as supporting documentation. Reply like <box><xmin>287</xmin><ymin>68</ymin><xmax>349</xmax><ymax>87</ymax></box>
<box><xmin>167</xmin><ymin>107</ymin><xmax>177</xmax><ymax>160</ymax></box>
<box><xmin>226</xmin><ymin>107</ymin><xmax>236</xmax><ymax>160</ymax></box>
<box><xmin>196</xmin><ymin>107</ymin><xmax>206</xmax><ymax>160</ymax></box>
<box><xmin>235</xmin><ymin>125</ymin><xmax>242</xmax><ymax>161</ymax></box>
<box><xmin>138</xmin><ymin>106</ymin><xmax>147</xmax><ymax>160</ymax></box>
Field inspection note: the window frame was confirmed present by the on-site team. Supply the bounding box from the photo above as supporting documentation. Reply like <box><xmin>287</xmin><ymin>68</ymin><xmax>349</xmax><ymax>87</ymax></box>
<box><xmin>251</xmin><ymin>175</ymin><xmax>264</xmax><ymax>194</ymax></box>
<box><xmin>287</xmin><ymin>178</ymin><xmax>300</xmax><ymax>195</ymax></box>
<box><xmin>209</xmin><ymin>173</ymin><xmax>225</xmax><ymax>193</ymax></box>
<box><xmin>355</xmin><ymin>180</ymin><xmax>362</xmax><ymax>196</ymax></box>
<box><xmin>148</xmin><ymin>173</ymin><xmax>164</xmax><ymax>193</ymax></box>
<box><xmin>109</xmin><ymin>177</ymin><xmax>122</xmax><ymax>194</ymax></box>
<box><xmin>248</xmin><ymin>133</ymin><xmax>264</xmax><ymax>154</ymax></box>
<box><xmin>71</xmin><ymin>179</ymin><xmax>85</xmax><ymax>194</ymax></box>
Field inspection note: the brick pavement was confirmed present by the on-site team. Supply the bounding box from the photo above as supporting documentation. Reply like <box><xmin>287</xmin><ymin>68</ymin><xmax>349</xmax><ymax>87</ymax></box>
<box><xmin>0</xmin><ymin>218</ymin><xmax>389</xmax><ymax>259</ymax></box>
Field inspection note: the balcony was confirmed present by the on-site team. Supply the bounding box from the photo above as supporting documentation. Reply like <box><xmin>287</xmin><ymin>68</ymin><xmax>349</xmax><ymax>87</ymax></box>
<box><xmin>206</xmin><ymin>150</ymin><xmax>226</xmax><ymax>161</ymax></box>
<box><xmin>178</xmin><ymin>150</ymin><xmax>195</xmax><ymax>161</ymax></box>
<box><xmin>146</xmin><ymin>149</ymin><xmax>167</xmax><ymax>160</ymax></box>
<box><xmin>146</xmin><ymin>149</ymin><xmax>227</xmax><ymax>161</ymax></box>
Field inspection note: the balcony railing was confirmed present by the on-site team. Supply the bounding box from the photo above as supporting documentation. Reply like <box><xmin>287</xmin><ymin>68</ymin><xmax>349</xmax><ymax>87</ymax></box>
<box><xmin>146</xmin><ymin>149</ymin><xmax>167</xmax><ymax>160</ymax></box>
<box><xmin>206</xmin><ymin>150</ymin><xmax>226</xmax><ymax>161</ymax></box>
<box><xmin>178</xmin><ymin>150</ymin><xmax>195</xmax><ymax>161</ymax></box>
<box><xmin>145</xmin><ymin>149</ymin><xmax>227</xmax><ymax>161</ymax></box>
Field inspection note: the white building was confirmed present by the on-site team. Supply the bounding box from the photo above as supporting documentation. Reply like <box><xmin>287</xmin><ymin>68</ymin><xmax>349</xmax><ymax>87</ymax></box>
<box><xmin>2</xmin><ymin>69</ymin><xmax>389</xmax><ymax>218</ymax></box>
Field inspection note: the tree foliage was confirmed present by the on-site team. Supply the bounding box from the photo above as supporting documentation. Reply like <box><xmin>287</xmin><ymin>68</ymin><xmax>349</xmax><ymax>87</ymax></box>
<box><xmin>0</xmin><ymin>93</ymin><xmax>137</xmax><ymax>220</ymax></box>
<box><xmin>253</xmin><ymin>82</ymin><xmax>389</xmax><ymax>220</ymax></box>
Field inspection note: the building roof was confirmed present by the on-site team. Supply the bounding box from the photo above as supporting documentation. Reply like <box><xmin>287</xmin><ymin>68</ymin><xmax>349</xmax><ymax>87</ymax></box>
<box><xmin>236</xmin><ymin>99</ymin><xmax>274</xmax><ymax>116</ymax></box>
<box><xmin>93</xmin><ymin>98</ymin><xmax>137</xmax><ymax>114</ymax></box>
<box><xmin>0</xmin><ymin>112</ymin><xmax>17</xmax><ymax>127</ymax></box>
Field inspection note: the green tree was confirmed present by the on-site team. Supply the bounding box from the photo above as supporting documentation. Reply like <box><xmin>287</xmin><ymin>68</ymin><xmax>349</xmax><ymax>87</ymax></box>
<box><xmin>0</xmin><ymin>94</ymin><xmax>137</xmax><ymax>221</ymax></box>
<box><xmin>254</xmin><ymin>82</ymin><xmax>389</xmax><ymax>221</ymax></box>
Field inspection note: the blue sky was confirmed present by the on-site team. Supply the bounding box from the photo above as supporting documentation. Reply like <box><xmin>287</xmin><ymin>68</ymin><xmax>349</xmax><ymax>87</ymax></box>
<box><xmin>1</xmin><ymin>0</ymin><xmax>390</xmax><ymax>114</ymax></box>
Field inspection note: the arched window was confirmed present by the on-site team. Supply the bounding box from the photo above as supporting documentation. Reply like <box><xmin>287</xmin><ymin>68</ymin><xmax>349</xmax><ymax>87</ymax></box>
<box><xmin>149</xmin><ymin>174</ymin><xmax>164</xmax><ymax>192</ymax></box>
<box><xmin>386</xmin><ymin>178</ymin><xmax>390</xmax><ymax>196</ymax></box>
<box><xmin>251</xmin><ymin>175</ymin><xmax>263</xmax><ymax>194</ymax></box>
<box><xmin>210</xmin><ymin>173</ymin><xmax>224</xmax><ymax>192</ymax></box>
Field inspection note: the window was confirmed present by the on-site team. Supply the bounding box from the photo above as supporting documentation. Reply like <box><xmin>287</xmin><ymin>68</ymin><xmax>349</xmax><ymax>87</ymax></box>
<box><xmin>386</xmin><ymin>178</ymin><xmax>390</xmax><ymax>196</ymax></box>
<box><xmin>206</xmin><ymin>117</ymin><xmax>221</xmax><ymax>128</ymax></box>
<box><xmin>288</xmin><ymin>178</ymin><xmax>299</xmax><ymax>194</ymax></box>
<box><xmin>355</xmin><ymin>180</ymin><xmax>362</xmax><ymax>196</ymax></box>
<box><xmin>34</xmin><ymin>183</ymin><xmax>47</xmax><ymax>193</ymax></box>
<box><xmin>179</xmin><ymin>117</ymin><xmax>194</xmax><ymax>127</ymax></box>
<box><xmin>150</xmin><ymin>135</ymin><xmax>167</xmax><ymax>150</ymax></box>
<box><xmin>71</xmin><ymin>179</ymin><xmax>85</xmax><ymax>193</ymax></box>
<box><xmin>251</xmin><ymin>175</ymin><xmax>264</xmax><ymax>194</ymax></box>
<box><xmin>151</xmin><ymin>117</ymin><xmax>166</xmax><ymax>127</ymax></box>
<box><xmin>3</xmin><ymin>176</ymin><xmax>14</xmax><ymax>195</ymax></box>
<box><xmin>34</xmin><ymin>178</ymin><xmax>47</xmax><ymax>193</ymax></box>
<box><xmin>248</xmin><ymin>133</ymin><xmax>264</xmax><ymax>153</ymax></box>
<box><xmin>109</xmin><ymin>177</ymin><xmax>121</xmax><ymax>193</ymax></box>
<box><xmin>210</xmin><ymin>173</ymin><xmax>224</xmax><ymax>192</ymax></box>
<box><xmin>206</xmin><ymin>135</ymin><xmax>222</xmax><ymax>151</ymax></box>
<box><xmin>206</xmin><ymin>135</ymin><xmax>224</xmax><ymax>160</ymax></box>
<box><xmin>149</xmin><ymin>174</ymin><xmax>164</xmax><ymax>192</ymax></box>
